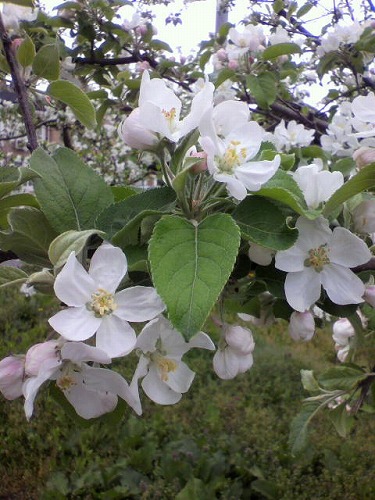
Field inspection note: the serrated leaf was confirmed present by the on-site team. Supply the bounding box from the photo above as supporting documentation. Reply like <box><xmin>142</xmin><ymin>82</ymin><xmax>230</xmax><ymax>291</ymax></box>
<box><xmin>32</xmin><ymin>44</ymin><xmax>60</xmax><ymax>80</ymax></box>
<box><xmin>149</xmin><ymin>214</ymin><xmax>240</xmax><ymax>338</ymax></box>
<box><xmin>301</xmin><ymin>370</ymin><xmax>320</xmax><ymax>392</ymax></box>
<box><xmin>0</xmin><ymin>167</ymin><xmax>34</xmax><ymax>199</ymax></box>
<box><xmin>29</xmin><ymin>147</ymin><xmax>113</xmax><ymax>233</ymax></box>
<box><xmin>48</xmin><ymin>229</ymin><xmax>105</xmax><ymax>268</ymax></box>
<box><xmin>0</xmin><ymin>207</ymin><xmax>57</xmax><ymax>267</ymax></box>
<box><xmin>323</xmin><ymin>163</ymin><xmax>375</xmax><ymax>217</ymax></box>
<box><xmin>329</xmin><ymin>402</ymin><xmax>355</xmax><ymax>438</ymax></box>
<box><xmin>262</xmin><ymin>43</ymin><xmax>301</xmax><ymax>60</ymax></box>
<box><xmin>289</xmin><ymin>402</ymin><xmax>320</xmax><ymax>455</ymax></box>
<box><xmin>318</xmin><ymin>365</ymin><xmax>367</xmax><ymax>391</ymax></box>
<box><xmin>232</xmin><ymin>195</ymin><xmax>298</xmax><ymax>250</ymax></box>
<box><xmin>47</xmin><ymin>80</ymin><xmax>97</xmax><ymax>129</ymax></box>
<box><xmin>247</xmin><ymin>72</ymin><xmax>277</xmax><ymax>108</ymax></box>
<box><xmin>16</xmin><ymin>34</ymin><xmax>36</xmax><ymax>68</ymax></box>
<box><xmin>0</xmin><ymin>193</ymin><xmax>38</xmax><ymax>228</ymax></box>
<box><xmin>215</xmin><ymin>68</ymin><xmax>235</xmax><ymax>88</ymax></box>
<box><xmin>256</xmin><ymin>170</ymin><xmax>317</xmax><ymax>218</ymax></box>
<box><xmin>96</xmin><ymin>187</ymin><xmax>176</xmax><ymax>244</ymax></box>
<box><xmin>0</xmin><ymin>266</ymin><xmax>28</xmax><ymax>288</ymax></box>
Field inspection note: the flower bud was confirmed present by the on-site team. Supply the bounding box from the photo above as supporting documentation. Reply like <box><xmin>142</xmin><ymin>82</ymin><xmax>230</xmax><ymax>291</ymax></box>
<box><xmin>228</xmin><ymin>59</ymin><xmax>239</xmax><ymax>70</ymax></box>
<box><xmin>352</xmin><ymin>199</ymin><xmax>375</xmax><ymax>233</ymax></box>
<box><xmin>248</xmin><ymin>243</ymin><xmax>274</xmax><ymax>266</ymax></box>
<box><xmin>216</xmin><ymin>48</ymin><xmax>228</xmax><ymax>62</ymax></box>
<box><xmin>189</xmin><ymin>151</ymin><xmax>208</xmax><ymax>174</ymax></box>
<box><xmin>0</xmin><ymin>355</ymin><xmax>25</xmax><ymax>400</ymax></box>
<box><xmin>364</xmin><ymin>285</ymin><xmax>375</xmax><ymax>307</ymax></box>
<box><xmin>118</xmin><ymin>108</ymin><xmax>158</xmax><ymax>150</ymax></box>
<box><xmin>289</xmin><ymin>311</ymin><xmax>315</xmax><ymax>342</ymax></box>
<box><xmin>353</xmin><ymin>147</ymin><xmax>375</xmax><ymax>169</ymax></box>
<box><xmin>224</xmin><ymin>325</ymin><xmax>255</xmax><ymax>354</ymax></box>
<box><xmin>332</xmin><ymin>318</ymin><xmax>355</xmax><ymax>346</ymax></box>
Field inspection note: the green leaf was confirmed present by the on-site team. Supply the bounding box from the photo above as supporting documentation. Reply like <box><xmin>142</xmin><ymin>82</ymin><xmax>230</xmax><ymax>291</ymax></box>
<box><xmin>149</xmin><ymin>39</ymin><xmax>173</xmax><ymax>52</ymax></box>
<box><xmin>29</xmin><ymin>147</ymin><xmax>113</xmax><ymax>233</ymax></box>
<box><xmin>48</xmin><ymin>229</ymin><xmax>105</xmax><ymax>268</ymax></box>
<box><xmin>176</xmin><ymin>478</ymin><xmax>206</xmax><ymax>500</ymax></box>
<box><xmin>32</xmin><ymin>44</ymin><xmax>60</xmax><ymax>80</ymax></box>
<box><xmin>0</xmin><ymin>167</ymin><xmax>34</xmax><ymax>199</ymax></box>
<box><xmin>96</xmin><ymin>187</ymin><xmax>176</xmax><ymax>244</ymax></box>
<box><xmin>149</xmin><ymin>214</ymin><xmax>240</xmax><ymax>338</ymax></box>
<box><xmin>318</xmin><ymin>365</ymin><xmax>368</xmax><ymax>391</ymax></box>
<box><xmin>47</xmin><ymin>80</ymin><xmax>97</xmax><ymax>129</ymax></box>
<box><xmin>251</xmin><ymin>479</ymin><xmax>279</xmax><ymax>500</ymax></box>
<box><xmin>215</xmin><ymin>68</ymin><xmax>235</xmax><ymax>88</ymax></box>
<box><xmin>317</xmin><ymin>52</ymin><xmax>339</xmax><ymax>79</ymax></box>
<box><xmin>323</xmin><ymin>163</ymin><xmax>375</xmax><ymax>217</ymax></box>
<box><xmin>247</xmin><ymin>72</ymin><xmax>277</xmax><ymax>108</ymax></box>
<box><xmin>289</xmin><ymin>402</ymin><xmax>320</xmax><ymax>455</ymax></box>
<box><xmin>16</xmin><ymin>34</ymin><xmax>36</xmax><ymax>68</ymax></box>
<box><xmin>262</xmin><ymin>43</ymin><xmax>301</xmax><ymax>60</ymax></box>
<box><xmin>256</xmin><ymin>169</ymin><xmax>317</xmax><ymax>218</ymax></box>
<box><xmin>301</xmin><ymin>370</ymin><xmax>320</xmax><ymax>393</ymax></box>
<box><xmin>0</xmin><ymin>193</ymin><xmax>38</xmax><ymax>228</ymax></box>
<box><xmin>0</xmin><ymin>207</ymin><xmax>57</xmax><ymax>267</ymax></box>
<box><xmin>3</xmin><ymin>0</ymin><xmax>35</xmax><ymax>6</ymax></box>
<box><xmin>0</xmin><ymin>266</ymin><xmax>28</xmax><ymax>288</ymax></box>
<box><xmin>329</xmin><ymin>402</ymin><xmax>355</xmax><ymax>438</ymax></box>
<box><xmin>233</xmin><ymin>195</ymin><xmax>298</xmax><ymax>250</ymax></box>
<box><xmin>111</xmin><ymin>185</ymin><xmax>137</xmax><ymax>202</ymax></box>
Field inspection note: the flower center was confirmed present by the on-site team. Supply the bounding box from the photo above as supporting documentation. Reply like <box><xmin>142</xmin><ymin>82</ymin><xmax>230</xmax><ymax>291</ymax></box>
<box><xmin>162</xmin><ymin>107</ymin><xmax>177</xmax><ymax>130</ymax></box>
<box><xmin>88</xmin><ymin>288</ymin><xmax>117</xmax><ymax>317</ymax></box>
<box><xmin>304</xmin><ymin>244</ymin><xmax>330</xmax><ymax>272</ymax></box>
<box><xmin>218</xmin><ymin>140</ymin><xmax>247</xmax><ymax>173</ymax></box>
<box><xmin>56</xmin><ymin>374</ymin><xmax>76</xmax><ymax>392</ymax></box>
<box><xmin>152</xmin><ymin>353</ymin><xmax>178</xmax><ymax>382</ymax></box>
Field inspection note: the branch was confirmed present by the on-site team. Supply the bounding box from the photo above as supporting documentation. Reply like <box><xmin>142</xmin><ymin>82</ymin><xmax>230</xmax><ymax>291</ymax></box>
<box><xmin>0</xmin><ymin>13</ymin><xmax>38</xmax><ymax>152</ymax></box>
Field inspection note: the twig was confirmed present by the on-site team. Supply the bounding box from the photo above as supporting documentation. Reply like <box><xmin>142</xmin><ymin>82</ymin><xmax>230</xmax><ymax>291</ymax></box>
<box><xmin>0</xmin><ymin>13</ymin><xmax>38</xmax><ymax>152</ymax></box>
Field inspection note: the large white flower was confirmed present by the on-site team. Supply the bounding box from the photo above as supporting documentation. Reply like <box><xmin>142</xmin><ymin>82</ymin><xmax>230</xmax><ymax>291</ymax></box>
<box><xmin>120</xmin><ymin>70</ymin><xmax>214</xmax><ymax>145</ymax></box>
<box><xmin>199</xmin><ymin>108</ymin><xmax>280</xmax><ymax>200</ymax></box>
<box><xmin>23</xmin><ymin>340</ymin><xmax>141</xmax><ymax>420</ymax></box>
<box><xmin>49</xmin><ymin>243</ymin><xmax>165</xmax><ymax>358</ymax></box>
<box><xmin>131</xmin><ymin>316</ymin><xmax>215</xmax><ymax>406</ymax></box>
<box><xmin>292</xmin><ymin>163</ymin><xmax>344</xmax><ymax>209</ymax></box>
<box><xmin>275</xmin><ymin>217</ymin><xmax>371</xmax><ymax>312</ymax></box>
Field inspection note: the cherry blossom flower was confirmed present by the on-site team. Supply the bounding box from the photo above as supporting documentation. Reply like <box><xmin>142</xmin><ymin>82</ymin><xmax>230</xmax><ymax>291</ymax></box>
<box><xmin>275</xmin><ymin>217</ymin><xmax>371</xmax><ymax>312</ymax></box>
<box><xmin>273</xmin><ymin>120</ymin><xmax>315</xmax><ymax>151</ymax></box>
<box><xmin>288</xmin><ymin>311</ymin><xmax>315</xmax><ymax>342</ymax></box>
<box><xmin>213</xmin><ymin>324</ymin><xmax>255</xmax><ymax>379</ymax></box>
<box><xmin>199</xmin><ymin>108</ymin><xmax>280</xmax><ymax>200</ymax></box>
<box><xmin>49</xmin><ymin>243</ymin><xmax>165</xmax><ymax>358</ymax></box>
<box><xmin>131</xmin><ymin>316</ymin><xmax>214</xmax><ymax>406</ymax></box>
<box><xmin>23</xmin><ymin>340</ymin><xmax>141</xmax><ymax>420</ymax></box>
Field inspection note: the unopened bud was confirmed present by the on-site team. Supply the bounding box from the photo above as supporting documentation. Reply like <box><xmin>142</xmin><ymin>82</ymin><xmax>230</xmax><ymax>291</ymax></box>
<box><xmin>216</xmin><ymin>48</ymin><xmax>228</xmax><ymax>62</ymax></box>
<box><xmin>332</xmin><ymin>318</ymin><xmax>355</xmax><ymax>346</ymax></box>
<box><xmin>364</xmin><ymin>285</ymin><xmax>375</xmax><ymax>307</ymax></box>
<box><xmin>353</xmin><ymin>147</ymin><xmax>375</xmax><ymax>169</ymax></box>
<box><xmin>352</xmin><ymin>199</ymin><xmax>375</xmax><ymax>233</ymax></box>
<box><xmin>289</xmin><ymin>311</ymin><xmax>315</xmax><ymax>342</ymax></box>
<box><xmin>228</xmin><ymin>59</ymin><xmax>239</xmax><ymax>70</ymax></box>
<box><xmin>189</xmin><ymin>151</ymin><xmax>207</xmax><ymax>173</ymax></box>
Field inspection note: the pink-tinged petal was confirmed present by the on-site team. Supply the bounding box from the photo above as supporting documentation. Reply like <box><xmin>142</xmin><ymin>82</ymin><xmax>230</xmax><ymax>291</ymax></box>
<box><xmin>165</xmin><ymin>360</ymin><xmax>195</xmax><ymax>394</ymax></box>
<box><xmin>115</xmin><ymin>286</ymin><xmax>165</xmax><ymax>322</ymax></box>
<box><xmin>49</xmin><ymin>307</ymin><xmax>101</xmax><ymax>341</ymax></box>
<box><xmin>25</xmin><ymin>341</ymin><xmax>59</xmax><ymax>377</ymax></box>
<box><xmin>64</xmin><ymin>383</ymin><xmax>118</xmax><ymax>419</ymax></box>
<box><xmin>284</xmin><ymin>268</ymin><xmax>322</xmax><ymax>312</ymax></box>
<box><xmin>214</xmin><ymin>173</ymin><xmax>247</xmax><ymax>200</ymax></box>
<box><xmin>329</xmin><ymin>227</ymin><xmax>371</xmax><ymax>267</ymax></box>
<box><xmin>0</xmin><ymin>356</ymin><xmax>25</xmax><ymax>400</ymax></box>
<box><xmin>54</xmin><ymin>252</ymin><xmax>96</xmax><ymax>306</ymax></box>
<box><xmin>96</xmin><ymin>315</ymin><xmax>136</xmax><ymax>358</ymax></box>
<box><xmin>88</xmin><ymin>243</ymin><xmax>127</xmax><ymax>293</ymax></box>
<box><xmin>61</xmin><ymin>342</ymin><xmax>111</xmax><ymax>364</ymax></box>
<box><xmin>236</xmin><ymin>353</ymin><xmax>254</xmax><ymax>374</ymax></box>
<box><xmin>23</xmin><ymin>358</ymin><xmax>60</xmax><ymax>420</ymax></box>
<box><xmin>141</xmin><ymin>365</ymin><xmax>182</xmax><ymax>405</ymax></box>
<box><xmin>321</xmin><ymin>264</ymin><xmax>365</xmax><ymax>305</ymax></box>
<box><xmin>213</xmin><ymin>348</ymin><xmax>240</xmax><ymax>379</ymax></box>
<box><xmin>188</xmin><ymin>332</ymin><xmax>215</xmax><ymax>350</ymax></box>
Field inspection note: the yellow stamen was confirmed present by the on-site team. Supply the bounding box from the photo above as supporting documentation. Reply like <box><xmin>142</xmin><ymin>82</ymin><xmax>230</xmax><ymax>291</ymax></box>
<box><xmin>304</xmin><ymin>244</ymin><xmax>330</xmax><ymax>272</ymax></box>
<box><xmin>89</xmin><ymin>288</ymin><xmax>117</xmax><ymax>317</ymax></box>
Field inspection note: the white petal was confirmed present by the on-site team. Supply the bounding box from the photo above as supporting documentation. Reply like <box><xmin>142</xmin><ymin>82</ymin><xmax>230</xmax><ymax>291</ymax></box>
<box><xmin>165</xmin><ymin>360</ymin><xmax>195</xmax><ymax>393</ymax></box>
<box><xmin>96</xmin><ymin>315</ymin><xmax>136</xmax><ymax>358</ymax></box>
<box><xmin>275</xmin><ymin>246</ymin><xmax>306</xmax><ymax>272</ymax></box>
<box><xmin>142</xmin><ymin>365</ymin><xmax>182</xmax><ymax>405</ymax></box>
<box><xmin>321</xmin><ymin>264</ymin><xmax>365</xmax><ymax>305</ymax></box>
<box><xmin>329</xmin><ymin>227</ymin><xmax>371</xmax><ymax>267</ymax></box>
<box><xmin>48</xmin><ymin>307</ymin><xmax>101</xmax><ymax>341</ymax></box>
<box><xmin>188</xmin><ymin>332</ymin><xmax>215</xmax><ymax>350</ymax></box>
<box><xmin>115</xmin><ymin>286</ymin><xmax>165</xmax><ymax>322</ymax></box>
<box><xmin>236</xmin><ymin>352</ymin><xmax>254</xmax><ymax>374</ymax></box>
<box><xmin>284</xmin><ymin>269</ymin><xmax>322</xmax><ymax>312</ymax></box>
<box><xmin>295</xmin><ymin>217</ymin><xmax>332</xmax><ymax>252</ymax></box>
<box><xmin>64</xmin><ymin>383</ymin><xmax>118</xmax><ymax>419</ymax></box>
<box><xmin>54</xmin><ymin>252</ymin><xmax>96</xmax><ymax>306</ymax></box>
<box><xmin>88</xmin><ymin>243</ymin><xmax>127</xmax><ymax>293</ymax></box>
<box><xmin>136</xmin><ymin>318</ymin><xmax>162</xmax><ymax>353</ymax></box>
<box><xmin>235</xmin><ymin>157</ymin><xmax>280</xmax><ymax>191</ymax></box>
<box><xmin>23</xmin><ymin>359</ymin><xmax>60</xmax><ymax>420</ymax></box>
<box><xmin>61</xmin><ymin>342</ymin><xmax>111</xmax><ymax>364</ymax></box>
<box><xmin>213</xmin><ymin>348</ymin><xmax>240</xmax><ymax>379</ymax></box>
<box><xmin>214</xmin><ymin>173</ymin><xmax>247</xmax><ymax>200</ymax></box>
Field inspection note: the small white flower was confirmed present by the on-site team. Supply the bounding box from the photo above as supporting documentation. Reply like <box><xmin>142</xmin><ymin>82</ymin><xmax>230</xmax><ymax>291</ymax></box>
<box><xmin>273</xmin><ymin>120</ymin><xmax>315</xmax><ymax>151</ymax></box>
<box><xmin>49</xmin><ymin>243</ymin><xmax>165</xmax><ymax>358</ymax></box>
<box><xmin>213</xmin><ymin>324</ymin><xmax>255</xmax><ymax>379</ymax></box>
<box><xmin>131</xmin><ymin>316</ymin><xmax>214</xmax><ymax>405</ymax></box>
<box><xmin>275</xmin><ymin>217</ymin><xmax>371</xmax><ymax>312</ymax></box>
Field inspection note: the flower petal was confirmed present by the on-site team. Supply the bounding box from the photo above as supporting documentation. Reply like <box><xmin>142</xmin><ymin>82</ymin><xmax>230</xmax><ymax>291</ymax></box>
<box><xmin>329</xmin><ymin>227</ymin><xmax>371</xmax><ymax>267</ymax></box>
<box><xmin>321</xmin><ymin>264</ymin><xmax>365</xmax><ymax>305</ymax></box>
<box><xmin>284</xmin><ymin>268</ymin><xmax>322</xmax><ymax>312</ymax></box>
<box><xmin>54</xmin><ymin>252</ymin><xmax>96</xmax><ymax>306</ymax></box>
<box><xmin>64</xmin><ymin>383</ymin><xmax>118</xmax><ymax>419</ymax></box>
<box><xmin>165</xmin><ymin>360</ymin><xmax>195</xmax><ymax>394</ymax></box>
<box><xmin>89</xmin><ymin>243</ymin><xmax>127</xmax><ymax>293</ymax></box>
<box><xmin>214</xmin><ymin>173</ymin><xmax>247</xmax><ymax>200</ymax></box>
<box><xmin>61</xmin><ymin>342</ymin><xmax>111</xmax><ymax>364</ymax></box>
<box><xmin>188</xmin><ymin>332</ymin><xmax>215</xmax><ymax>350</ymax></box>
<box><xmin>141</xmin><ymin>365</ymin><xmax>182</xmax><ymax>405</ymax></box>
<box><xmin>48</xmin><ymin>307</ymin><xmax>101</xmax><ymax>341</ymax></box>
<box><xmin>96</xmin><ymin>315</ymin><xmax>136</xmax><ymax>358</ymax></box>
<box><xmin>115</xmin><ymin>286</ymin><xmax>165</xmax><ymax>322</ymax></box>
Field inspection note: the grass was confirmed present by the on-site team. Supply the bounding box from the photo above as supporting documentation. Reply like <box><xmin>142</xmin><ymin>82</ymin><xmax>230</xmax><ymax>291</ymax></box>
<box><xmin>0</xmin><ymin>288</ymin><xmax>374</xmax><ymax>499</ymax></box>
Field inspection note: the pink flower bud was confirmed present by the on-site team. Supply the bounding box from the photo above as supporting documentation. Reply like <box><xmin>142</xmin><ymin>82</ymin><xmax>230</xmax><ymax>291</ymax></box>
<box><xmin>135</xmin><ymin>24</ymin><xmax>148</xmax><ymax>36</ymax></box>
<box><xmin>332</xmin><ymin>318</ymin><xmax>355</xmax><ymax>346</ymax></box>
<box><xmin>223</xmin><ymin>325</ymin><xmax>255</xmax><ymax>355</ymax></box>
<box><xmin>0</xmin><ymin>355</ymin><xmax>25</xmax><ymax>400</ymax></box>
<box><xmin>180</xmin><ymin>56</ymin><xmax>186</xmax><ymax>65</ymax></box>
<box><xmin>189</xmin><ymin>151</ymin><xmax>208</xmax><ymax>173</ymax></box>
<box><xmin>136</xmin><ymin>61</ymin><xmax>151</xmax><ymax>72</ymax></box>
<box><xmin>289</xmin><ymin>311</ymin><xmax>315</xmax><ymax>342</ymax></box>
<box><xmin>216</xmin><ymin>48</ymin><xmax>228</xmax><ymax>62</ymax></box>
<box><xmin>352</xmin><ymin>199</ymin><xmax>375</xmax><ymax>233</ymax></box>
<box><xmin>364</xmin><ymin>285</ymin><xmax>375</xmax><ymax>307</ymax></box>
<box><xmin>353</xmin><ymin>147</ymin><xmax>375</xmax><ymax>169</ymax></box>
<box><xmin>228</xmin><ymin>59</ymin><xmax>239</xmax><ymax>70</ymax></box>
<box><xmin>25</xmin><ymin>341</ymin><xmax>59</xmax><ymax>377</ymax></box>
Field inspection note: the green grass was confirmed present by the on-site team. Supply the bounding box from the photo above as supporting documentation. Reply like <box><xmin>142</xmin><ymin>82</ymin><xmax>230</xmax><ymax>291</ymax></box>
<box><xmin>0</xmin><ymin>288</ymin><xmax>374</xmax><ymax>499</ymax></box>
